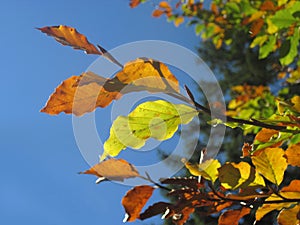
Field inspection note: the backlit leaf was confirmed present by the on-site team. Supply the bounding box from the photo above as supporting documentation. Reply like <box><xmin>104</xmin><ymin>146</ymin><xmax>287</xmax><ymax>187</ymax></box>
<box><xmin>280</xmin><ymin>28</ymin><xmax>300</xmax><ymax>66</ymax></box>
<box><xmin>277</xmin><ymin>204</ymin><xmax>300</xmax><ymax>225</ymax></box>
<box><xmin>80</xmin><ymin>158</ymin><xmax>139</xmax><ymax>183</ymax></box>
<box><xmin>218</xmin><ymin>162</ymin><xmax>264</xmax><ymax>190</ymax></box>
<box><xmin>102</xmin><ymin>100</ymin><xmax>197</xmax><ymax>159</ymax></box>
<box><xmin>252</xmin><ymin>147</ymin><xmax>287</xmax><ymax>185</ymax></box>
<box><xmin>122</xmin><ymin>185</ymin><xmax>155</xmax><ymax>222</ymax></box>
<box><xmin>285</xmin><ymin>143</ymin><xmax>300</xmax><ymax>167</ymax></box>
<box><xmin>218</xmin><ymin>207</ymin><xmax>251</xmax><ymax>225</ymax></box>
<box><xmin>185</xmin><ymin>159</ymin><xmax>221</xmax><ymax>182</ymax></box>
<box><xmin>41</xmin><ymin>58</ymin><xmax>180</xmax><ymax>116</ymax></box>
<box><xmin>38</xmin><ymin>25</ymin><xmax>101</xmax><ymax>55</ymax></box>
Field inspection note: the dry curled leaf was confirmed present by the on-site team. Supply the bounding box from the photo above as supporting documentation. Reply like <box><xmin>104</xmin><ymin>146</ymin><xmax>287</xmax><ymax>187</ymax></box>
<box><xmin>122</xmin><ymin>185</ymin><xmax>155</xmax><ymax>222</ymax></box>
<box><xmin>38</xmin><ymin>25</ymin><xmax>101</xmax><ymax>55</ymax></box>
<box><xmin>80</xmin><ymin>158</ymin><xmax>139</xmax><ymax>183</ymax></box>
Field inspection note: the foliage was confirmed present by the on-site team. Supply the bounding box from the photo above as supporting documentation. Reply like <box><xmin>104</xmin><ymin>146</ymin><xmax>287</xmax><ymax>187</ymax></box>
<box><xmin>38</xmin><ymin>0</ymin><xmax>300</xmax><ymax>224</ymax></box>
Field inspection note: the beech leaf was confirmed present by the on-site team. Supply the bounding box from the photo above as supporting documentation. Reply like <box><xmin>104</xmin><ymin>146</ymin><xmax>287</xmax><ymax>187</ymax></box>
<box><xmin>251</xmin><ymin>147</ymin><xmax>287</xmax><ymax>185</ymax></box>
<box><xmin>41</xmin><ymin>58</ymin><xmax>180</xmax><ymax>116</ymax></box>
<box><xmin>102</xmin><ymin>100</ymin><xmax>197</xmax><ymax>159</ymax></box>
<box><xmin>38</xmin><ymin>25</ymin><xmax>101</xmax><ymax>55</ymax></box>
<box><xmin>218</xmin><ymin>162</ymin><xmax>265</xmax><ymax>189</ymax></box>
<box><xmin>122</xmin><ymin>185</ymin><xmax>155</xmax><ymax>222</ymax></box>
<box><xmin>285</xmin><ymin>143</ymin><xmax>300</xmax><ymax>167</ymax></box>
<box><xmin>184</xmin><ymin>159</ymin><xmax>221</xmax><ymax>182</ymax></box>
<box><xmin>80</xmin><ymin>158</ymin><xmax>139</xmax><ymax>183</ymax></box>
<box><xmin>277</xmin><ymin>204</ymin><xmax>300</xmax><ymax>225</ymax></box>
<box><xmin>218</xmin><ymin>207</ymin><xmax>251</xmax><ymax>225</ymax></box>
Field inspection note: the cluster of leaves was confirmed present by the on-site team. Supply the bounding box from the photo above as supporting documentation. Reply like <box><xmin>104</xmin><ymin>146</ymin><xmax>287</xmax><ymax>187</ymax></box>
<box><xmin>131</xmin><ymin>0</ymin><xmax>300</xmax><ymax>84</ymax></box>
<box><xmin>39</xmin><ymin>25</ymin><xmax>300</xmax><ymax>224</ymax></box>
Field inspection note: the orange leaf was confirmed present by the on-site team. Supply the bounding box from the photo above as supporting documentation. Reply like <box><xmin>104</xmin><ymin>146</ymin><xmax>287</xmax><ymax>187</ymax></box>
<box><xmin>285</xmin><ymin>143</ymin><xmax>300</xmax><ymax>167</ymax></box>
<box><xmin>211</xmin><ymin>3</ymin><xmax>219</xmax><ymax>15</ymax></box>
<box><xmin>130</xmin><ymin>0</ymin><xmax>142</xmax><ymax>8</ymax></box>
<box><xmin>152</xmin><ymin>9</ymin><xmax>164</xmax><ymax>17</ymax></box>
<box><xmin>122</xmin><ymin>185</ymin><xmax>155</xmax><ymax>222</ymax></box>
<box><xmin>40</xmin><ymin>73</ymin><xmax>120</xmax><ymax>116</ymax></box>
<box><xmin>41</xmin><ymin>58</ymin><xmax>179</xmax><ymax>116</ymax></box>
<box><xmin>172</xmin><ymin>207</ymin><xmax>195</xmax><ymax>225</ymax></box>
<box><xmin>159</xmin><ymin>1</ymin><xmax>171</xmax><ymax>9</ymax></box>
<box><xmin>250</xmin><ymin>18</ymin><xmax>264</xmax><ymax>37</ymax></box>
<box><xmin>218</xmin><ymin>207</ymin><xmax>251</xmax><ymax>225</ymax></box>
<box><xmin>38</xmin><ymin>25</ymin><xmax>101</xmax><ymax>55</ymax></box>
<box><xmin>255</xmin><ymin>128</ymin><xmax>279</xmax><ymax>143</ymax></box>
<box><xmin>80</xmin><ymin>158</ymin><xmax>139</xmax><ymax>183</ymax></box>
<box><xmin>281</xmin><ymin>180</ymin><xmax>300</xmax><ymax>193</ymax></box>
<box><xmin>277</xmin><ymin>204</ymin><xmax>300</xmax><ymax>225</ymax></box>
<box><xmin>174</xmin><ymin>16</ymin><xmax>184</xmax><ymax>27</ymax></box>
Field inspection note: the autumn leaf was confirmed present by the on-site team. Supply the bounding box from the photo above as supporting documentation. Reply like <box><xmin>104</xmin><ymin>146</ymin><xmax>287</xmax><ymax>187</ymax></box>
<box><xmin>38</xmin><ymin>25</ymin><xmax>101</xmax><ymax>55</ymax></box>
<box><xmin>277</xmin><ymin>204</ymin><xmax>300</xmax><ymax>225</ymax></box>
<box><xmin>218</xmin><ymin>207</ymin><xmax>251</xmax><ymax>225</ymax></box>
<box><xmin>102</xmin><ymin>100</ymin><xmax>197</xmax><ymax>159</ymax></box>
<box><xmin>152</xmin><ymin>9</ymin><xmax>164</xmax><ymax>17</ymax></box>
<box><xmin>285</xmin><ymin>143</ymin><xmax>300</xmax><ymax>167</ymax></box>
<box><xmin>172</xmin><ymin>207</ymin><xmax>195</xmax><ymax>225</ymax></box>
<box><xmin>184</xmin><ymin>159</ymin><xmax>221</xmax><ymax>182</ymax></box>
<box><xmin>251</xmin><ymin>147</ymin><xmax>287</xmax><ymax>185</ymax></box>
<box><xmin>122</xmin><ymin>185</ymin><xmax>155</xmax><ymax>222</ymax></box>
<box><xmin>256</xmin><ymin>180</ymin><xmax>300</xmax><ymax>221</ymax></box>
<box><xmin>159</xmin><ymin>177</ymin><xmax>199</xmax><ymax>189</ymax></box>
<box><xmin>139</xmin><ymin>202</ymin><xmax>172</xmax><ymax>220</ymax></box>
<box><xmin>218</xmin><ymin>162</ymin><xmax>265</xmax><ymax>190</ymax></box>
<box><xmin>79</xmin><ymin>158</ymin><xmax>139</xmax><ymax>183</ymax></box>
<box><xmin>41</xmin><ymin>58</ymin><xmax>180</xmax><ymax>116</ymax></box>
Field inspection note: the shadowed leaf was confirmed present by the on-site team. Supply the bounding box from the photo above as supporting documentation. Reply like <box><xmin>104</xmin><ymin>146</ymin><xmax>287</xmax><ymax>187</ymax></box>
<box><xmin>277</xmin><ymin>204</ymin><xmax>300</xmax><ymax>225</ymax></box>
<box><xmin>80</xmin><ymin>158</ymin><xmax>139</xmax><ymax>183</ymax></box>
<box><xmin>139</xmin><ymin>202</ymin><xmax>172</xmax><ymax>220</ymax></box>
<box><xmin>102</xmin><ymin>100</ymin><xmax>197</xmax><ymax>159</ymax></box>
<box><xmin>219</xmin><ymin>207</ymin><xmax>251</xmax><ymax>225</ymax></box>
<box><xmin>286</xmin><ymin>143</ymin><xmax>300</xmax><ymax>167</ymax></box>
<box><xmin>218</xmin><ymin>162</ymin><xmax>265</xmax><ymax>189</ymax></box>
<box><xmin>122</xmin><ymin>185</ymin><xmax>155</xmax><ymax>222</ymax></box>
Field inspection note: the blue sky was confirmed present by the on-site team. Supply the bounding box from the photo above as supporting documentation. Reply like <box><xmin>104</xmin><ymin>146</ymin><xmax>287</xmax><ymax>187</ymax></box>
<box><xmin>0</xmin><ymin>1</ymin><xmax>201</xmax><ymax>224</ymax></box>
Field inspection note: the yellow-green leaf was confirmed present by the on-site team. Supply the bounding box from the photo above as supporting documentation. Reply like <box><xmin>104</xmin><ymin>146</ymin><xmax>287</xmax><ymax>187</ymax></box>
<box><xmin>251</xmin><ymin>147</ymin><xmax>287</xmax><ymax>185</ymax></box>
<box><xmin>218</xmin><ymin>162</ymin><xmax>264</xmax><ymax>190</ymax></box>
<box><xmin>101</xmin><ymin>100</ymin><xmax>197</xmax><ymax>159</ymax></box>
<box><xmin>185</xmin><ymin>159</ymin><xmax>221</xmax><ymax>182</ymax></box>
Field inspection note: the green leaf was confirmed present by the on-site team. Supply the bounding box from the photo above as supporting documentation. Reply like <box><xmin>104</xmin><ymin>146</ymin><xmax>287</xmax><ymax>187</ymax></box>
<box><xmin>185</xmin><ymin>159</ymin><xmax>221</xmax><ymax>182</ymax></box>
<box><xmin>195</xmin><ymin>23</ymin><xmax>205</xmax><ymax>35</ymax></box>
<box><xmin>259</xmin><ymin>35</ymin><xmax>276</xmax><ymax>59</ymax></box>
<box><xmin>270</xmin><ymin>8</ymin><xmax>299</xmax><ymax>30</ymax></box>
<box><xmin>101</xmin><ymin>100</ymin><xmax>198</xmax><ymax>159</ymax></box>
<box><xmin>280</xmin><ymin>28</ymin><xmax>300</xmax><ymax>66</ymax></box>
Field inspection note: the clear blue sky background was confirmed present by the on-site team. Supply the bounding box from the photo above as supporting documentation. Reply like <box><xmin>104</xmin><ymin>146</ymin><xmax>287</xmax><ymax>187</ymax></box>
<box><xmin>0</xmin><ymin>1</ymin><xmax>201</xmax><ymax>224</ymax></box>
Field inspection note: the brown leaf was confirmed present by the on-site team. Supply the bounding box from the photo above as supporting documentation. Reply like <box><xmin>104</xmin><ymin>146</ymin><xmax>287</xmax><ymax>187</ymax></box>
<box><xmin>218</xmin><ymin>207</ymin><xmax>251</xmax><ymax>225</ymax></box>
<box><xmin>80</xmin><ymin>158</ymin><xmax>139</xmax><ymax>182</ymax></box>
<box><xmin>38</xmin><ymin>25</ymin><xmax>101</xmax><ymax>55</ymax></box>
<box><xmin>250</xmin><ymin>18</ymin><xmax>264</xmax><ymax>37</ymax></box>
<box><xmin>139</xmin><ymin>202</ymin><xmax>172</xmax><ymax>220</ymax></box>
<box><xmin>255</xmin><ymin>128</ymin><xmax>279</xmax><ymax>142</ymax></box>
<box><xmin>41</xmin><ymin>58</ymin><xmax>179</xmax><ymax>116</ymax></box>
<box><xmin>122</xmin><ymin>185</ymin><xmax>155</xmax><ymax>222</ymax></box>
<box><xmin>260</xmin><ymin>0</ymin><xmax>276</xmax><ymax>11</ymax></box>
<box><xmin>172</xmin><ymin>207</ymin><xmax>195</xmax><ymax>225</ymax></box>
<box><xmin>159</xmin><ymin>177</ymin><xmax>199</xmax><ymax>189</ymax></box>
<box><xmin>285</xmin><ymin>143</ymin><xmax>300</xmax><ymax>167</ymax></box>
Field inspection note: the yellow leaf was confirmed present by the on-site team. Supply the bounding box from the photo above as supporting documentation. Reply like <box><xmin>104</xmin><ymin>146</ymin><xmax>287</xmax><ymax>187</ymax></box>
<box><xmin>278</xmin><ymin>0</ymin><xmax>288</xmax><ymax>6</ymax></box>
<box><xmin>248</xmin><ymin>11</ymin><xmax>266</xmax><ymax>23</ymax></box>
<box><xmin>277</xmin><ymin>204</ymin><xmax>300</xmax><ymax>225</ymax></box>
<box><xmin>251</xmin><ymin>147</ymin><xmax>287</xmax><ymax>185</ymax></box>
<box><xmin>250</xmin><ymin>35</ymin><xmax>268</xmax><ymax>48</ymax></box>
<box><xmin>266</xmin><ymin>18</ymin><xmax>278</xmax><ymax>34</ymax></box>
<box><xmin>174</xmin><ymin>16</ymin><xmax>184</xmax><ymax>27</ymax></box>
<box><xmin>291</xmin><ymin>95</ymin><xmax>300</xmax><ymax>113</ymax></box>
<box><xmin>185</xmin><ymin>159</ymin><xmax>221</xmax><ymax>182</ymax></box>
<box><xmin>218</xmin><ymin>162</ymin><xmax>264</xmax><ymax>189</ymax></box>
<box><xmin>102</xmin><ymin>100</ymin><xmax>197</xmax><ymax>159</ymax></box>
